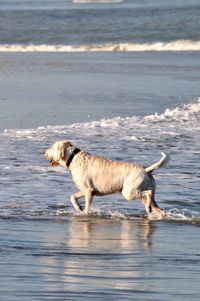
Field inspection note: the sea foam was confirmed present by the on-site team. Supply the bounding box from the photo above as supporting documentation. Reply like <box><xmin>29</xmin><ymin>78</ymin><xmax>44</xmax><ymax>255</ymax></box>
<box><xmin>166</xmin><ymin>208</ymin><xmax>200</xmax><ymax>223</ymax></box>
<box><xmin>144</xmin><ymin>98</ymin><xmax>200</xmax><ymax>122</ymax></box>
<box><xmin>1</xmin><ymin>40</ymin><xmax>200</xmax><ymax>52</ymax></box>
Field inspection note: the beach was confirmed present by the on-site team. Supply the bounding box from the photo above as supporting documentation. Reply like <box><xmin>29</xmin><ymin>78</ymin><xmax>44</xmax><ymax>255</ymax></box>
<box><xmin>0</xmin><ymin>51</ymin><xmax>200</xmax><ymax>301</ymax></box>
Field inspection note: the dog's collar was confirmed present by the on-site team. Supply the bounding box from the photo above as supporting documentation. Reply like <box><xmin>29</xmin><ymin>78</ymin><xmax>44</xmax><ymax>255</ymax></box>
<box><xmin>66</xmin><ymin>148</ymin><xmax>81</xmax><ymax>167</ymax></box>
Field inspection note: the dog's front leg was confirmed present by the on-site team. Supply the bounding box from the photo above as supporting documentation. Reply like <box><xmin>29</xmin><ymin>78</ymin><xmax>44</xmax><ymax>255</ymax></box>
<box><xmin>84</xmin><ymin>189</ymin><xmax>93</xmax><ymax>215</ymax></box>
<box><xmin>70</xmin><ymin>191</ymin><xmax>85</xmax><ymax>212</ymax></box>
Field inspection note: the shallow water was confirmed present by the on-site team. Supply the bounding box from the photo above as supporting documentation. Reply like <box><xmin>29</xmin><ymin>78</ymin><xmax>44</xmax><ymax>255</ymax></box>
<box><xmin>1</xmin><ymin>217</ymin><xmax>200</xmax><ymax>301</ymax></box>
<box><xmin>0</xmin><ymin>52</ymin><xmax>200</xmax><ymax>300</ymax></box>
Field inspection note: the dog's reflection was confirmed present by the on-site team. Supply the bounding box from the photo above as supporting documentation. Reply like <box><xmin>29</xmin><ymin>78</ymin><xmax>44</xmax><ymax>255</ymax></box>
<box><xmin>66</xmin><ymin>215</ymin><xmax>155</xmax><ymax>251</ymax></box>
<box><xmin>38</xmin><ymin>216</ymin><xmax>156</xmax><ymax>284</ymax></box>
<box><xmin>38</xmin><ymin>215</ymin><xmax>156</xmax><ymax>265</ymax></box>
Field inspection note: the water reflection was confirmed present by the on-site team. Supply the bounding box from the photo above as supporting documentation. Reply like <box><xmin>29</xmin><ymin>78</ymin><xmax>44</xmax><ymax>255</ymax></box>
<box><xmin>38</xmin><ymin>217</ymin><xmax>156</xmax><ymax>296</ymax></box>
<box><xmin>65</xmin><ymin>216</ymin><xmax>155</xmax><ymax>251</ymax></box>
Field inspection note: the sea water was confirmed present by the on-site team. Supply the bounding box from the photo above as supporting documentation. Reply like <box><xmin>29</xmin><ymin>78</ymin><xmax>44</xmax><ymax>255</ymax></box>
<box><xmin>0</xmin><ymin>0</ymin><xmax>200</xmax><ymax>300</ymax></box>
<box><xmin>0</xmin><ymin>52</ymin><xmax>200</xmax><ymax>300</ymax></box>
<box><xmin>0</xmin><ymin>0</ymin><xmax>200</xmax><ymax>50</ymax></box>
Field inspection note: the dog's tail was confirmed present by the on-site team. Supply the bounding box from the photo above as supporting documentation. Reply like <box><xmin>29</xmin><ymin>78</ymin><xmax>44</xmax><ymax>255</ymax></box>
<box><xmin>145</xmin><ymin>152</ymin><xmax>169</xmax><ymax>174</ymax></box>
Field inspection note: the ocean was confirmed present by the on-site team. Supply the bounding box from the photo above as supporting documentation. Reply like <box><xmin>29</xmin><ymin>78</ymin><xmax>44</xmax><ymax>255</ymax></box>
<box><xmin>0</xmin><ymin>0</ymin><xmax>200</xmax><ymax>300</ymax></box>
<box><xmin>0</xmin><ymin>0</ymin><xmax>200</xmax><ymax>50</ymax></box>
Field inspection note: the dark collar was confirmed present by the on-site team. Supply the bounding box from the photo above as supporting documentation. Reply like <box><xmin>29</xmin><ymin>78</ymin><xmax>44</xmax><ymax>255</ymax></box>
<box><xmin>66</xmin><ymin>148</ymin><xmax>81</xmax><ymax>167</ymax></box>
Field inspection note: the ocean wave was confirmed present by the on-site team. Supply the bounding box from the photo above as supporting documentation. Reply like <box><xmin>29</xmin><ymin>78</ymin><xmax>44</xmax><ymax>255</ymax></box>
<box><xmin>1</xmin><ymin>40</ymin><xmax>200</xmax><ymax>52</ymax></box>
<box><xmin>144</xmin><ymin>98</ymin><xmax>200</xmax><ymax>122</ymax></box>
<box><xmin>3</xmin><ymin>98</ymin><xmax>200</xmax><ymax>139</ymax></box>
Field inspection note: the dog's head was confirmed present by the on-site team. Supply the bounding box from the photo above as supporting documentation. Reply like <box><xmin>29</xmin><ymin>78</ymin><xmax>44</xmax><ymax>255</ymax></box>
<box><xmin>44</xmin><ymin>140</ymin><xmax>73</xmax><ymax>168</ymax></box>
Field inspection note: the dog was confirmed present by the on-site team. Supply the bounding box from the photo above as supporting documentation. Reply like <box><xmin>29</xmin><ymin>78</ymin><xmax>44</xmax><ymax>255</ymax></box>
<box><xmin>44</xmin><ymin>140</ymin><xmax>168</xmax><ymax>219</ymax></box>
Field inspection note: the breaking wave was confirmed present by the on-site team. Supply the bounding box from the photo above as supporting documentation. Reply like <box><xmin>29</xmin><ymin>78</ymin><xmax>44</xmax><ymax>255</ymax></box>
<box><xmin>144</xmin><ymin>98</ymin><xmax>200</xmax><ymax>122</ymax></box>
<box><xmin>1</xmin><ymin>40</ymin><xmax>200</xmax><ymax>52</ymax></box>
<box><xmin>3</xmin><ymin>98</ymin><xmax>200</xmax><ymax>139</ymax></box>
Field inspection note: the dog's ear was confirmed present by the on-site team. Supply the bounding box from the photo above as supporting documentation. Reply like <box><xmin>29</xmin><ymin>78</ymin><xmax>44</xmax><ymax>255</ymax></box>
<box><xmin>59</xmin><ymin>143</ymin><xmax>66</xmax><ymax>159</ymax></box>
<box><xmin>58</xmin><ymin>141</ymin><xmax>72</xmax><ymax>160</ymax></box>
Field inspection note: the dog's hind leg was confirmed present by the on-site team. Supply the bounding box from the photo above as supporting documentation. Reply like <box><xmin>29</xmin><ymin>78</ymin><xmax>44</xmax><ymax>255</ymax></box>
<box><xmin>70</xmin><ymin>191</ymin><xmax>85</xmax><ymax>212</ymax></box>
<box><xmin>140</xmin><ymin>190</ymin><xmax>165</xmax><ymax>219</ymax></box>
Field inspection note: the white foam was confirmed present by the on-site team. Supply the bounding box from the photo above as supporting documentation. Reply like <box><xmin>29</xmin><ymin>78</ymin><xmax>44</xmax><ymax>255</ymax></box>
<box><xmin>54</xmin><ymin>208</ymin><xmax>200</xmax><ymax>223</ymax></box>
<box><xmin>166</xmin><ymin>208</ymin><xmax>200</xmax><ymax>223</ymax></box>
<box><xmin>144</xmin><ymin>98</ymin><xmax>200</xmax><ymax>123</ymax></box>
<box><xmin>1</xmin><ymin>40</ymin><xmax>200</xmax><ymax>52</ymax></box>
<box><xmin>56</xmin><ymin>207</ymin><xmax>131</xmax><ymax>220</ymax></box>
